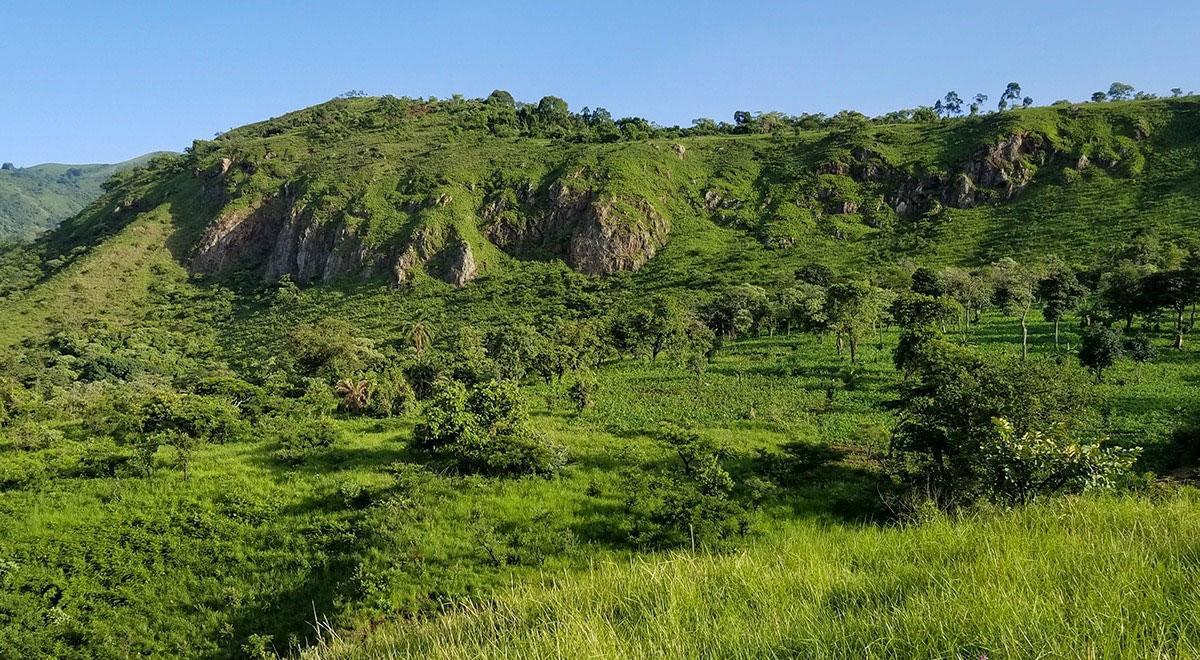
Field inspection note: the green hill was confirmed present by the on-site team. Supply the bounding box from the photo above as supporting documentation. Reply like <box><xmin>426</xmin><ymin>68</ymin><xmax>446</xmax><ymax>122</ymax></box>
<box><xmin>2</xmin><ymin>94</ymin><xmax>1200</xmax><ymax>658</ymax></box>
<box><xmin>0</xmin><ymin>153</ymin><xmax>168</xmax><ymax>241</ymax></box>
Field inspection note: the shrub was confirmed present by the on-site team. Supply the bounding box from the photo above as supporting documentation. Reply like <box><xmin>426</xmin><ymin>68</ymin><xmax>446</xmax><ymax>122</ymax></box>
<box><xmin>273</xmin><ymin>417</ymin><xmax>341</xmax><ymax>464</ymax></box>
<box><xmin>977</xmin><ymin>418</ymin><xmax>1141</xmax><ymax>505</ymax></box>
<box><xmin>621</xmin><ymin>424</ymin><xmax>749</xmax><ymax>549</ymax></box>
<box><xmin>414</xmin><ymin>379</ymin><xmax>565</xmax><ymax>476</ymax></box>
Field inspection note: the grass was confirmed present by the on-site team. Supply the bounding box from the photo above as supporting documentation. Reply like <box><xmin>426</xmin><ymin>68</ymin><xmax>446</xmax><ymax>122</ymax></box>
<box><xmin>321</xmin><ymin>492</ymin><xmax>1200</xmax><ymax>659</ymax></box>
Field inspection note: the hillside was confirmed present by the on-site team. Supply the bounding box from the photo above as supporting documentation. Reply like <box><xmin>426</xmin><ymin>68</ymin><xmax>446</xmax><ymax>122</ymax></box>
<box><xmin>2</xmin><ymin>94</ymin><xmax>1200</xmax><ymax>658</ymax></box>
<box><xmin>0</xmin><ymin>153</ymin><xmax>167</xmax><ymax>242</ymax></box>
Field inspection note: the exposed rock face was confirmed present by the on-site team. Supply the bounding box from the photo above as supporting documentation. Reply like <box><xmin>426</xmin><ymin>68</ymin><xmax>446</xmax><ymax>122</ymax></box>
<box><xmin>443</xmin><ymin>240</ymin><xmax>478</xmax><ymax>287</ymax></box>
<box><xmin>191</xmin><ymin>194</ymin><xmax>473</xmax><ymax>286</ymax></box>
<box><xmin>190</xmin><ymin>196</ymin><xmax>288</xmax><ymax>274</ymax></box>
<box><xmin>875</xmin><ymin>131</ymin><xmax>1052</xmax><ymax>216</ymax></box>
<box><xmin>567</xmin><ymin>199</ymin><xmax>669</xmax><ymax>275</ymax></box>
<box><xmin>483</xmin><ymin>181</ymin><xmax>669</xmax><ymax>276</ymax></box>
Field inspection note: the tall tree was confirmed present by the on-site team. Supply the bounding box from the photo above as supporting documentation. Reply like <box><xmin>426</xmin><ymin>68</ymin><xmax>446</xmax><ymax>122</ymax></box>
<box><xmin>1139</xmin><ymin>268</ymin><xmax>1200</xmax><ymax>349</ymax></box>
<box><xmin>941</xmin><ymin>267</ymin><xmax>992</xmax><ymax>340</ymax></box>
<box><xmin>823</xmin><ymin>281</ymin><xmax>885</xmax><ymax>363</ymax></box>
<box><xmin>1038</xmin><ymin>260</ymin><xmax>1088</xmax><ymax>348</ymax></box>
<box><xmin>1107</xmin><ymin>82</ymin><xmax>1135</xmax><ymax>101</ymax></box>
<box><xmin>991</xmin><ymin>258</ymin><xmax>1041</xmax><ymax>359</ymax></box>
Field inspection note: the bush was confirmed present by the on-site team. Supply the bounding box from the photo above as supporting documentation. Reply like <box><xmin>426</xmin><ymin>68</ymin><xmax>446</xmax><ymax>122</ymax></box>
<box><xmin>273</xmin><ymin>417</ymin><xmax>341</xmax><ymax>464</ymax></box>
<box><xmin>414</xmin><ymin>379</ymin><xmax>565</xmax><ymax>476</ymax></box>
<box><xmin>977</xmin><ymin>418</ymin><xmax>1140</xmax><ymax>505</ymax></box>
<box><xmin>621</xmin><ymin>424</ymin><xmax>749</xmax><ymax>549</ymax></box>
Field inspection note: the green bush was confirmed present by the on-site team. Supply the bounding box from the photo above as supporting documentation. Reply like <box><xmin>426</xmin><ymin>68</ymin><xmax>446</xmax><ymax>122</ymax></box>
<box><xmin>272</xmin><ymin>416</ymin><xmax>341</xmax><ymax>464</ymax></box>
<box><xmin>414</xmin><ymin>379</ymin><xmax>565</xmax><ymax>476</ymax></box>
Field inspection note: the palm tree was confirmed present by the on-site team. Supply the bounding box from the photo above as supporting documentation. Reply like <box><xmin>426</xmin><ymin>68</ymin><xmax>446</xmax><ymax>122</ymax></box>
<box><xmin>335</xmin><ymin>378</ymin><xmax>371</xmax><ymax>412</ymax></box>
<box><xmin>408</xmin><ymin>321</ymin><xmax>433</xmax><ymax>357</ymax></box>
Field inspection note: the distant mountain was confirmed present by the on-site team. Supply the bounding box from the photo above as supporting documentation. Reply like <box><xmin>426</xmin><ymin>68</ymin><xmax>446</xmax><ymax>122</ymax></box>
<box><xmin>0</xmin><ymin>152</ymin><xmax>170</xmax><ymax>241</ymax></box>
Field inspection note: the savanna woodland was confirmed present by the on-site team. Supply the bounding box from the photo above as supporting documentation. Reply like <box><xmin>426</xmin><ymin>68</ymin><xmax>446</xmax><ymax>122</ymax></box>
<box><xmin>3</xmin><ymin>82</ymin><xmax>1200</xmax><ymax>658</ymax></box>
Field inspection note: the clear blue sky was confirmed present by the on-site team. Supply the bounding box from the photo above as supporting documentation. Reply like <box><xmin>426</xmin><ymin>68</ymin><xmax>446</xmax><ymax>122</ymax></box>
<box><xmin>2</xmin><ymin>1</ymin><xmax>1197</xmax><ymax>165</ymax></box>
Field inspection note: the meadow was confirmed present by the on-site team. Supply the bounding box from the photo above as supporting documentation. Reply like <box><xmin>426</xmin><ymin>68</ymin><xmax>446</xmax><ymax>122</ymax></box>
<box><xmin>1</xmin><ymin>302</ymin><xmax>1196</xmax><ymax>657</ymax></box>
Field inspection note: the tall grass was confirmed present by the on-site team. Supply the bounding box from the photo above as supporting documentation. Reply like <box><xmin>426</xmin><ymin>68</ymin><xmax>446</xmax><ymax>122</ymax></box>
<box><xmin>322</xmin><ymin>492</ymin><xmax>1200</xmax><ymax>659</ymax></box>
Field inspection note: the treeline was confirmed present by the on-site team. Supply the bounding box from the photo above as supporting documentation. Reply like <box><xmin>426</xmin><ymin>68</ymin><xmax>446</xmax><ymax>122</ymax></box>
<box><xmin>208</xmin><ymin>81</ymin><xmax>1198</xmax><ymax>149</ymax></box>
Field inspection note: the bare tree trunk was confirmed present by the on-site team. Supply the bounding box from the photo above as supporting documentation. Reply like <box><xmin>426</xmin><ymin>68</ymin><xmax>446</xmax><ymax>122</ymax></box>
<box><xmin>1176</xmin><ymin>307</ymin><xmax>1185</xmax><ymax>349</ymax></box>
<box><xmin>1021</xmin><ymin>309</ymin><xmax>1029</xmax><ymax>360</ymax></box>
<box><xmin>1054</xmin><ymin>319</ymin><xmax>1060</xmax><ymax>349</ymax></box>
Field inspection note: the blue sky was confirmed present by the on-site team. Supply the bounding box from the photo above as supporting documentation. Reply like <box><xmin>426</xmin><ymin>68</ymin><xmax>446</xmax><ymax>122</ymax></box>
<box><xmin>1</xmin><ymin>1</ymin><xmax>1198</xmax><ymax>165</ymax></box>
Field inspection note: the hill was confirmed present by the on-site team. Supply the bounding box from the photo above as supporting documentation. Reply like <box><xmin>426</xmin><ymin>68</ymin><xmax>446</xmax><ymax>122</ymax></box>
<box><xmin>1</xmin><ymin>94</ymin><xmax>1200</xmax><ymax>657</ymax></box>
<box><xmin>0</xmin><ymin>153</ymin><xmax>168</xmax><ymax>241</ymax></box>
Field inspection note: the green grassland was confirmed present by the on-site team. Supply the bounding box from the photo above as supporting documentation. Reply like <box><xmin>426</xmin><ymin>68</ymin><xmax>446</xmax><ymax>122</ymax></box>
<box><xmin>1</xmin><ymin>95</ymin><xmax>1200</xmax><ymax>657</ymax></box>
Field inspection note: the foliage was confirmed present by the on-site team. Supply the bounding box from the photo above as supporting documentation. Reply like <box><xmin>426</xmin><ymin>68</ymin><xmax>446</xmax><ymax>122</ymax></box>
<box><xmin>414</xmin><ymin>379</ymin><xmax>565</xmax><ymax>476</ymax></box>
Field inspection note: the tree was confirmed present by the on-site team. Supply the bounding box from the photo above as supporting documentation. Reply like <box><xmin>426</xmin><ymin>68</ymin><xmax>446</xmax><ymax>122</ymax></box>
<box><xmin>1038</xmin><ymin>261</ymin><xmax>1087</xmax><ymax>348</ymax></box>
<box><xmin>775</xmin><ymin>284</ymin><xmax>826</xmax><ymax>335</ymax></box>
<box><xmin>890</xmin><ymin>292</ymin><xmax>960</xmax><ymax>380</ymax></box>
<box><xmin>1099</xmin><ymin>261</ymin><xmax>1149</xmax><ymax>329</ymax></box>
<box><xmin>910</xmin><ymin>267</ymin><xmax>945</xmax><ymax>298</ymax></box>
<box><xmin>890</xmin><ymin>349</ymin><xmax>1096</xmax><ymax>508</ymax></box>
<box><xmin>635</xmin><ymin>295</ymin><xmax>688</xmax><ymax>361</ymax></box>
<box><xmin>999</xmin><ymin>82</ymin><xmax>1022</xmax><ymax>111</ymax></box>
<box><xmin>408</xmin><ymin>321</ymin><xmax>433</xmax><ymax>357</ymax></box>
<box><xmin>335</xmin><ymin>378</ymin><xmax>371</xmax><ymax>412</ymax></box>
<box><xmin>487</xmin><ymin>324</ymin><xmax>542</xmax><ymax>381</ymax></box>
<box><xmin>1078</xmin><ymin>326</ymin><xmax>1123</xmax><ymax>383</ymax></box>
<box><xmin>795</xmin><ymin>263</ymin><xmax>834</xmax><ymax>286</ymax></box>
<box><xmin>1021</xmin><ymin>96</ymin><xmax>1034</xmax><ymax>109</ymax></box>
<box><xmin>288</xmin><ymin>318</ymin><xmax>379</xmax><ymax>378</ymax></box>
<box><xmin>414</xmin><ymin>378</ymin><xmax>565</xmax><ymax>476</ymax></box>
<box><xmin>941</xmin><ymin>267</ymin><xmax>992</xmax><ymax>340</ymax></box>
<box><xmin>1107</xmin><ymin>82</ymin><xmax>1135</xmax><ymax>101</ymax></box>
<box><xmin>1091</xmin><ymin>91</ymin><xmax>1108</xmax><ymax>103</ymax></box>
<box><xmin>990</xmin><ymin>258</ymin><xmax>1041</xmax><ymax>359</ymax></box>
<box><xmin>567</xmin><ymin>373</ymin><xmax>595</xmax><ymax>414</ymax></box>
<box><xmin>823</xmin><ymin>281</ymin><xmax>885</xmax><ymax>363</ymax></box>
<box><xmin>1140</xmin><ymin>268</ymin><xmax>1200</xmax><ymax>349</ymax></box>
<box><xmin>704</xmin><ymin>285</ymin><xmax>770</xmax><ymax>339</ymax></box>
<box><xmin>1124</xmin><ymin>335</ymin><xmax>1157</xmax><ymax>383</ymax></box>
<box><xmin>485</xmin><ymin>89</ymin><xmax>516</xmax><ymax>107</ymax></box>
<box><xmin>1172</xmin><ymin>88</ymin><xmax>1185</xmax><ymax>97</ymax></box>
<box><xmin>942</xmin><ymin>91</ymin><xmax>964</xmax><ymax>117</ymax></box>
<box><xmin>969</xmin><ymin>93</ymin><xmax>988</xmax><ymax>115</ymax></box>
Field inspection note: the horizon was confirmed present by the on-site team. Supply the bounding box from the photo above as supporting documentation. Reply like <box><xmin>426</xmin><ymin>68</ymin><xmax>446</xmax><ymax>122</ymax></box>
<box><xmin>3</xmin><ymin>0</ymin><xmax>1199</xmax><ymax>165</ymax></box>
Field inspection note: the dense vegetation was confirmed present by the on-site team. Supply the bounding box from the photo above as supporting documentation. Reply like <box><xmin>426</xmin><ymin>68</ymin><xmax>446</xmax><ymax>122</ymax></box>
<box><xmin>1</xmin><ymin>89</ymin><xmax>1200</xmax><ymax>658</ymax></box>
<box><xmin>0</xmin><ymin>153</ymin><xmax>165</xmax><ymax>241</ymax></box>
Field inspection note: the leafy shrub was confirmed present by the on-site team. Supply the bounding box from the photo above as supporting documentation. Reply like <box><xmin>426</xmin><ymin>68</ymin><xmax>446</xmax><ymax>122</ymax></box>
<box><xmin>977</xmin><ymin>418</ymin><xmax>1141</xmax><ymax>505</ymax></box>
<box><xmin>273</xmin><ymin>417</ymin><xmax>340</xmax><ymax>464</ymax></box>
<box><xmin>621</xmin><ymin>424</ymin><xmax>750</xmax><ymax>549</ymax></box>
<box><xmin>414</xmin><ymin>379</ymin><xmax>565</xmax><ymax>476</ymax></box>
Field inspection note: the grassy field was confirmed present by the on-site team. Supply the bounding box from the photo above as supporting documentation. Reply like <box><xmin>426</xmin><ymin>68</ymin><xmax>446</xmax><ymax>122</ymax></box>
<box><xmin>321</xmin><ymin>492</ymin><xmax>1200</xmax><ymax>659</ymax></box>
<box><xmin>0</xmin><ymin>308</ymin><xmax>1196</xmax><ymax>656</ymax></box>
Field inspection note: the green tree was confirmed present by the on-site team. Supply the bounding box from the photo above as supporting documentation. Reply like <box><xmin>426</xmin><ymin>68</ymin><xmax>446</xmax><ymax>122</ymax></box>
<box><xmin>1107</xmin><ymin>82</ymin><xmax>1135</xmax><ymax>101</ymax></box>
<box><xmin>1078</xmin><ymin>326</ymin><xmax>1123</xmax><ymax>383</ymax></box>
<box><xmin>1124</xmin><ymin>335</ymin><xmax>1157</xmax><ymax>383</ymax></box>
<box><xmin>1038</xmin><ymin>260</ymin><xmax>1088</xmax><ymax>348</ymax></box>
<box><xmin>823</xmin><ymin>281</ymin><xmax>885</xmax><ymax>363</ymax></box>
<box><xmin>1142</xmin><ymin>269</ymin><xmax>1200</xmax><ymax>348</ymax></box>
<box><xmin>941</xmin><ymin>267</ymin><xmax>992</xmax><ymax>340</ymax></box>
<box><xmin>990</xmin><ymin>258</ymin><xmax>1041</xmax><ymax>359</ymax></box>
